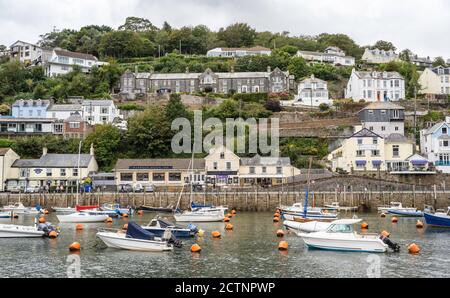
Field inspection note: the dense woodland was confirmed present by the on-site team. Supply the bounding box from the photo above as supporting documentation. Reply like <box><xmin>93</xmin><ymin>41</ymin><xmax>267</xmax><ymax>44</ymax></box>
<box><xmin>0</xmin><ymin>17</ymin><xmax>448</xmax><ymax>169</ymax></box>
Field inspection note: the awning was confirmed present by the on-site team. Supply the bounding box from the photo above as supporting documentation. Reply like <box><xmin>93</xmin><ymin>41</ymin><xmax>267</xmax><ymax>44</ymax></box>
<box><xmin>411</xmin><ymin>160</ymin><xmax>428</xmax><ymax>165</ymax></box>
<box><xmin>355</xmin><ymin>160</ymin><xmax>367</xmax><ymax>166</ymax></box>
<box><xmin>372</xmin><ymin>160</ymin><xmax>382</xmax><ymax>166</ymax></box>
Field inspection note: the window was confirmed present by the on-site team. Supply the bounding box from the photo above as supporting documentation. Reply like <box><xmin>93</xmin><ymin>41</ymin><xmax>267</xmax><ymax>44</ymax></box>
<box><xmin>249</xmin><ymin>167</ymin><xmax>255</xmax><ymax>174</ymax></box>
<box><xmin>393</xmin><ymin>145</ymin><xmax>399</xmax><ymax>157</ymax></box>
<box><xmin>73</xmin><ymin>168</ymin><xmax>78</xmax><ymax>177</ymax></box>
<box><xmin>101</xmin><ymin>107</ymin><xmax>109</xmax><ymax>114</ymax></box>
<box><xmin>220</xmin><ymin>152</ymin><xmax>225</xmax><ymax>159</ymax></box>
<box><xmin>46</xmin><ymin>169</ymin><xmax>52</xmax><ymax>177</ymax></box>
<box><xmin>356</xmin><ymin>150</ymin><xmax>365</xmax><ymax>157</ymax></box>
<box><xmin>120</xmin><ymin>173</ymin><xmax>133</xmax><ymax>181</ymax></box>
<box><xmin>381</xmin><ymin>126</ymin><xmax>386</xmax><ymax>131</ymax></box>
<box><xmin>443</xmin><ymin>127</ymin><xmax>448</xmax><ymax>134</ymax></box>
<box><xmin>262</xmin><ymin>167</ymin><xmax>267</xmax><ymax>173</ymax></box>
<box><xmin>213</xmin><ymin>162</ymin><xmax>218</xmax><ymax>170</ymax></box>
<box><xmin>137</xmin><ymin>173</ymin><xmax>149</xmax><ymax>181</ymax></box>
<box><xmin>101</xmin><ymin>117</ymin><xmax>108</xmax><ymax>123</ymax></box>
<box><xmin>69</xmin><ymin>122</ymin><xmax>80</xmax><ymax>129</ymax></box>
<box><xmin>60</xmin><ymin>169</ymin><xmax>66</xmax><ymax>177</ymax></box>
<box><xmin>371</xmin><ymin>150</ymin><xmax>380</xmax><ymax>156</ymax></box>
<box><xmin>392</xmin><ymin>110</ymin><xmax>400</xmax><ymax>119</ymax></box>
<box><xmin>169</xmin><ymin>173</ymin><xmax>181</xmax><ymax>181</ymax></box>
<box><xmin>20</xmin><ymin>169</ymin><xmax>27</xmax><ymax>178</ymax></box>
<box><xmin>373</xmin><ymin>138</ymin><xmax>378</xmax><ymax>145</ymax></box>
<box><xmin>58</xmin><ymin>56</ymin><xmax>69</xmax><ymax>64</ymax></box>
<box><xmin>381</xmin><ymin>110</ymin><xmax>386</xmax><ymax>115</ymax></box>
<box><xmin>226</xmin><ymin>162</ymin><xmax>231</xmax><ymax>170</ymax></box>
<box><xmin>444</xmin><ymin>141</ymin><xmax>449</xmax><ymax>147</ymax></box>
<box><xmin>357</xmin><ymin>139</ymin><xmax>363</xmax><ymax>145</ymax></box>
<box><xmin>153</xmin><ymin>173</ymin><xmax>165</xmax><ymax>182</ymax></box>
<box><xmin>276</xmin><ymin>167</ymin><xmax>283</xmax><ymax>175</ymax></box>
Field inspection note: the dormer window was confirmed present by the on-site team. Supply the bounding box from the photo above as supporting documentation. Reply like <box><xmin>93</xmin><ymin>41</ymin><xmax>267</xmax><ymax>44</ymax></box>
<box><xmin>443</xmin><ymin>127</ymin><xmax>448</xmax><ymax>134</ymax></box>
<box><xmin>220</xmin><ymin>152</ymin><xmax>225</xmax><ymax>159</ymax></box>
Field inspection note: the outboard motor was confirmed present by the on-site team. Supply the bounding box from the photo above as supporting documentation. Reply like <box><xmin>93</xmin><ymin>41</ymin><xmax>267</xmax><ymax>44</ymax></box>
<box><xmin>37</xmin><ymin>222</ymin><xmax>60</xmax><ymax>237</ymax></box>
<box><xmin>380</xmin><ymin>235</ymin><xmax>400</xmax><ymax>252</ymax></box>
<box><xmin>187</xmin><ymin>224</ymin><xmax>198</xmax><ymax>234</ymax></box>
<box><xmin>162</xmin><ymin>229</ymin><xmax>183</xmax><ymax>248</ymax></box>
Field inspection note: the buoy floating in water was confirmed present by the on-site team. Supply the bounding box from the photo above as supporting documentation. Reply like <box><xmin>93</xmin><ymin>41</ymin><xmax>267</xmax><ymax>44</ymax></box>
<box><xmin>273</xmin><ymin>217</ymin><xmax>280</xmax><ymax>223</ymax></box>
<box><xmin>416</xmin><ymin>220</ymin><xmax>424</xmax><ymax>228</ymax></box>
<box><xmin>278</xmin><ymin>241</ymin><xmax>289</xmax><ymax>251</ymax></box>
<box><xmin>224</xmin><ymin>217</ymin><xmax>230</xmax><ymax>223</ymax></box>
<box><xmin>106</xmin><ymin>217</ymin><xmax>113</xmax><ymax>223</ymax></box>
<box><xmin>408</xmin><ymin>243</ymin><xmax>420</xmax><ymax>254</ymax></box>
<box><xmin>361</xmin><ymin>222</ymin><xmax>369</xmax><ymax>229</ymax></box>
<box><xmin>274</xmin><ymin>212</ymin><xmax>281</xmax><ymax>218</ymax></box>
<box><xmin>225</xmin><ymin>224</ymin><xmax>234</xmax><ymax>231</ymax></box>
<box><xmin>48</xmin><ymin>231</ymin><xmax>58</xmax><ymax>238</ymax></box>
<box><xmin>191</xmin><ymin>244</ymin><xmax>202</xmax><ymax>253</ymax></box>
<box><xmin>39</xmin><ymin>217</ymin><xmax>46</xmax><ymax>224</ymax></box>
<box><xmin>211</xmin><ymin>231</ymin><xmax>221</xmax><ymax>238</ymax></box>
<box><xmin>226</xmin><ymin>213</ymin><xmax>233</xmax><ymax>218</ymax></box>
<box><xmin>197</xmin><ymin>229</ymin><xmax>205</xmax><ymax>237</ymax></box>
<box><xmin>122</xmin><ymin>213</ymin><xmax>129</xmax><ymax>218</ymax></box>
<box><xmin>231</xmin><ymin>210</ymin><xmax>237</xmax><ymax>215</ymax></box>
<box><xmin>69</xmin><ymin>242</ymin><xmax>81</xmax><ymax>251</ymax></box>
<box><xmin>381</xmin><ymin>230</ymin><xmax>391</xmax><ymax>238</ymax></box>
<box><xmin>43</xmin><ymin>209</ymin><xmax>49</xmax><ymax>215</ymax></box>
<box><xmin>391</xmin><ymin>217</ymin><xmax>398</xmax><ymax>223</ymax></box>
<box><xmin>137</xmin><ymin>210</ymin><xmax>144</xmax><ymax>216</ymax></box>
<box><xmin>380</xmin><ymin>213</ymin><xmax>386</xmax><ymax>218</ymax></box>
<box><xmin>75</xmin><ymin>224</ymin><xmax>84</xmax><ymax>231</ymax></box>
<box><xmin>276</xmin><ymin>229</ymin><xmax>285</xmax><ymax>237</ymax></box>
<box><xmin>122</xmin><ymin>223</ymin><xmax>128</xmax><ymax>230</ymax></box>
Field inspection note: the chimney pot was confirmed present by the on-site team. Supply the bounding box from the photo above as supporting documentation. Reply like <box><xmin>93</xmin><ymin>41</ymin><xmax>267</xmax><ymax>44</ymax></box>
<box><xmin>42</xmin><ymin>147</ymin><xmax>48</xmax><ymax>156</ymax></box>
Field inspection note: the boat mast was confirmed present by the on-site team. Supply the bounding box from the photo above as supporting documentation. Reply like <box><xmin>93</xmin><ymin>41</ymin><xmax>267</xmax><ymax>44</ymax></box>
<box><xmin>303</xmin><ymin>157</ymin><xmax>313</xmax><ymax>218</ymax></box>
<box><xmin>76</xmin><ymin>140</ymin><xmax>82</xmax><ymax>206</ymax></box>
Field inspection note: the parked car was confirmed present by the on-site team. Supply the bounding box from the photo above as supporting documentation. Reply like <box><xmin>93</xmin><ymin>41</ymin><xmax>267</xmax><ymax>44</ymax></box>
<box><xmin>24</xmin><ymin>186</ymin><xmax>40</xmax><ymax>193</ymax></box>
<box><xmin>143</xmin><ymin>184</ymin><xmax>154</xmax><ymax>193</ymax></box>
<box><xmin>118</xmin><ymin>184</ymin><xmax>133</xmax><ymax>193</ymax></box>
<box><xmin>134</xmin><ymin>184</ymin><xmax>154</xmax><ymax>193</ymax></box>
<box><xmin>8</xmin><ymin>185</ymin><xmax>22</xmax><ymax>193</ymax></box>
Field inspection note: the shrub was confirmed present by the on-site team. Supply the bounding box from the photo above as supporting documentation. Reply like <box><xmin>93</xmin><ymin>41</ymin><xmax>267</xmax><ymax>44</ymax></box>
<box><xmin>233</xmin><ymin>92</ymin><xmax>268</xmax><ymax>104</ymax></box>
<box><xmin>118</xmin><ymin>103</ymin><xmax>145</xmax><ymax>111</ymax></box>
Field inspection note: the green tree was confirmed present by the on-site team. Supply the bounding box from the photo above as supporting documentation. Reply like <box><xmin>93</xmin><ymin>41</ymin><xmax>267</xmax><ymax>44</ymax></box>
<box><xmin>372</xmin><ymin>40</ymin><xmax>397</xmax><ymax>51</ymax></box>
<box><xmin>217</xmin><ymin>23</ymin><xmax>257</xmax><ymax>48</ymax></box>
<box><xmin>287</xmin><ymin>57</ymin><xmax>310</xmax><ymax>80</ymax></box>
<box><xmin>433</xmin><ymin>56</ymin><xmax>447</xmax><ymax>67</ymax></box>
<box><xmin>165</xmin><ymin>93</ymin><xmax>191</xmax><ymax>123</ymax></box>
<box><xmin>84</xmin><ymin>125</ymin><xmax>122</xmax><ymax>170</ymax></box>
<box><xmin>118</xmin><ymin>17</ymin><xmax>158</xmax><ymax>32</ymax></box>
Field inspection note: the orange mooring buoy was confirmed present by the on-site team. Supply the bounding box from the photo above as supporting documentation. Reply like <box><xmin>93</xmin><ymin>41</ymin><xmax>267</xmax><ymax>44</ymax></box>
<box><xmin>278</xmin><ymin>241</ymin><xmax>289</xmax><ymax>251</ymax></box>
<box><xmin>391</xmin><ymin>217</ymin><xmax>398</xmax><ymax>223</ymax></box>
<box><xmin>137</xmin><ymin>210</ymin><xmax>144</xmax><ymax>216</ymax></box>
<box><xmin>380</xmin><ymin>213</ymin><xmax>386</xmax><ymax>218</ymax></box>
<box><xmin>122</xmin><ymin>213</ymin><xmax>129</xmax><ymax>218</ymax></box>
<box><xmin>212</xmin><ymin>231</ymin><xmax>221</xmax><ymax>238</ymax></box>
<box><xmin>43</xmin><ymin>209</ymin><xmax>49</xmax><ymax>215</ymax></box>
<box><xmin>39</xmin><ymin>217</ymin><xmax>46</xmax><ymax>224</ymax></box>
<box><xmin>408</xmin><ymin>243</ymin><xmax>420</xmax><ymax>254</ymax></box>
<box><xmin>225</xmin><ymin>224</ymin><xmax>234</xmax><ymax>231</ymax></box>
<box><xmin>224</xmin><ymin>217</ymin><xmax>230</xmax><ymax>222</ymax></box>
<box><xmin>106</xmin><ymin>217</ymin><xmax>113</xmax><ymax>223</ymax></box>
<box><xmin>416</xmin><ymin>220</ymin><xmax>424</xmax><ymax>228</ymax></box>
<box><xmin>361</xmin><ymin>222</ymin><xmax>369</xmax><ymax>229</ymax></box>
<box><xmin>381</xmin><ymin>230</ymin><xmax>391</xmax><ymax>238</ymax></box>
<box><xmin>69</xmin><ymin>242</ymin><xmax>81</xmax><ymax>251</ymax></box>
<box><xmin>276</xmin><ymin>229</ymin><xmax>285</xmax><ymax>237</ymax></box>
<box><xmin>191</xmin><ymin>244</ymin><xmax>202</xmax><ymax>253</ymax></box>
<box><xmin>231</xmin><ymin>210</ymin><xmax>237</xmax><ymax>215</ymax></box>
<box><xmin>122</xmin><ymin>223</ymin><xmax>129</xmax><ymax>230</ymax></box>
<box><xmin>48</xmin><ymin>231</ymin><xmax>58</xmax><ymax>238</ymax></box>
<box><xmin>273</xmin><ymin>217</ymin><xmax>280</xmax><ymax>223</ymax></box>
<box><xmin>76</xmin><ymin>224</ymin><xmax>84</xmax><ymax>231</ymax></box>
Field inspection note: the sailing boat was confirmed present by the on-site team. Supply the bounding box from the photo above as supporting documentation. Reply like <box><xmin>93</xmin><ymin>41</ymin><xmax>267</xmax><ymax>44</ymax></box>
<box><xmin>173</xmin><ymin>151</ymin><xmax>225</xmax><ymax>223</ymax></box>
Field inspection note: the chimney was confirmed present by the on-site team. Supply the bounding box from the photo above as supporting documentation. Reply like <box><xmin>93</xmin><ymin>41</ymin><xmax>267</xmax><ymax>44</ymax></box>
<box><xmin>90</xmin><ymin>143</ymin><xmax>95</xmax><ymax>156</ymax></box>
<box><xmin>446</xmin><ymin>116</ymin><xmax>450</xmax><ymax>124</ymax></box>
<box><xmin>135</xmin><ymin>65</ymin><xmax>139</xmax><ymax>76</ymax></box>
<box><xmin>185</xmin><ymin>67</ymin><xmax>189</xmax><ymax>74</ymax></box>
<box><xmin>230</xmin><ymin>66</ymin><xmax>235</xmax><ymax>73</ymax></box>
<box><xmin>267</xmin><ymin>66</ymin><xmax>272</xmax><ymax>73</ymax></box>
<box><xmin>42</xmin><ymin>147</ymin><xmax>48</xmax><ymax>156</ymax></box>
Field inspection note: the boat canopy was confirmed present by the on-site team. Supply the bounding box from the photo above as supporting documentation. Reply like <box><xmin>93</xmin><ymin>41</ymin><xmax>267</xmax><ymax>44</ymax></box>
<box><xmin>126</xmin><ymin>222</ymin><xmax>157</xmax><ymax>240</ymax></box>
<box><xmin>191</xmin><ymin>202</ymin><xmax>214</xmax><ymax>209</ymax></box>
<box><xmin>330</xmin><ymin>219</ymin><xmax>362</xmax><ymax>225</ymax></box>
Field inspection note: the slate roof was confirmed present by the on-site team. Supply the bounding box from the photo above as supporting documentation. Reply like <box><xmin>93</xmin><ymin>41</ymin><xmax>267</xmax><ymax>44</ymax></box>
<box><xmin>115</xmin><ymin>159</ymin><xmax>205</xmax><ymax>170</ymax></box>
<box><xmin>423</xmin><ymin>121</ymin><xmax>449</xmax><ymax>135</ymax></box>
<box><xmin>54</xmin><ymin>49</ymin><xmax>98</xmax><ymax>61</ymax></box>
<box><xmin>353</xmin><ymin>70</ymin><xmax>403</xmax><ymax>79</ymax></box>
<box><xmin>360</xmin><ymin>101</ymin><xmax>405</xmax><ymax>112</ymax></box>
<box><xmin>0</xmin><ymin>148</ymin><xmax>11</xmax><ymax>156</ymax></box>
<box><xmin>211</xmin><ymin>46</ymin><xmax>271</xmax><ymax>52</ymax></box>
<box><xmin>431</xmin><ymin>66</ymin><xmax>450</xmax><ymax>75</ymax></box>
<box><xmin>64</xmin><ymin>112</ymin><xmax>84</xmax><ymax>122</ymax></box>
<box><xmin>48</xmin><ymin>104</ymin><xmax>82</xmax><ymax>112</ymax></box>
<box><xmin>13</xmin><ymin>154</ymin><xmax>94</xmax><ymax>168</ymax></box>
<box><xmin>241</xmin><ymin>155</ymin><xmax>291</xmax><ymax>166</ymax></box>
<box><xmin>350</xmin><ymin>128</ymin><xmax>382</xmax><ymax>139</ymax></box>
<box><xmin>385</xmin><ymin>133</ymin><xmax>411</xmax><ymax>143</ymax></box>
<box><xmin>82</xmin><ymin>100</ymin><xmax>114</xmax><ymax>107</ymax></box>
<box><xmin>12</xmin><ymin>99</ymin><xmax>51</xmax><ymax>107</ymax></box>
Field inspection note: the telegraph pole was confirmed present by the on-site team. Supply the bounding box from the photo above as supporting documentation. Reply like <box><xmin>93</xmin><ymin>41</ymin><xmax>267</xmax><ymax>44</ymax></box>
<box><xmin>413</xmin><ymin>85</ymin><xmax>417</xmax><ymax>153</ymax></box>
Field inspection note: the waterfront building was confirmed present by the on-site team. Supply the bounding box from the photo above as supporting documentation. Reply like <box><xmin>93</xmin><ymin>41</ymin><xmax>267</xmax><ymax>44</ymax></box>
<box><xmin>420</xmin><ymin>117</ymin><xmax>450</xmax><ymax>173</ymax></box>
<box><xmin>418</xmin><ymin>66</ymin><xmax>450</xmax><ymax>99</ymax></box>
<box><xmin>357</xmin><ymin>101</ymin><xmax>405</xmax><ymax>137</ymax></box>
<box><xmin>205</xmin><ymin>146</ymin><xmax>241</xmax><ymax>186</ymax></box>
<box><xmin>345</xmin><ymin>69</ymin><xmax>405</xmax><ymax>102</ymax></box>
<box><xmin>361</xmin><ymin>48</ymin><xmax>400</xmax><ymax>64</ymax></box>
<box><xmin>46</xmin><ymin>103</ymin><xmax>83</xmax><ymax>120</ymax></box>
<box><xmin>119</xmin><ymin>67</ymin><xmax>295</xmax><ymax>99</ymax></box>
<box><xmin>44</xmin><ymin>48</ymin><xmax>108</xmax><ymax>77</ymax></box>
<box><xmin>294</xmin><ymin>75</ymin><xmax>332</xmax><ymax>107</ymax></box>
<box><xmin>207</xmin><ymin>46</ymin><xmax>271</xmax><ymax>58</ymax></box>
<box><xmin>296</xmin><ymin>47</ymin><xmax>355</xmax><ymax>66</ymax></box>
<box><xmin>0</xmin><ymin>148</ymin><xmax>20</xmax><ymax>192</ymax></box>
<box><xmin>9</xmin><ymin>146</ymin><xmax>98</xmax><ymax>190</ymax></box>
<box><xmin>0</xmin><ymin>117</ymin><xmax>59</xmax><ymax>136</ymax></box>
<box><xmin>328</xmin><ymin>128</ymin><xmax>418</xmax><ymax>173</ymax></box>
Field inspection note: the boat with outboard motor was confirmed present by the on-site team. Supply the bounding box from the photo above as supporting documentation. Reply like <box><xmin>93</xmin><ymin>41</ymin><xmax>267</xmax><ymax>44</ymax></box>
<box><xmin>101</xmin><ymin>204</ymin><xmax>133</xmax><ymax>215</ymax></box>
<box><xmin>298</xmin><ymin>218</ymin><xmax>400</xmax><ymax>253</ymax></box>
<box><xmin>1</xmin><ymin>203</ymin><xmax>42</xmax><ymax>215</ymax></box>
<box><xmin>57</xmin><ymin>212</ymin><xmax>109</xmax><ymax>223</ymax></box>
<box><xmin>424</xmin><ymin>207</ymin><xmax>450</xmax><ymax>227</ymax></box>
<box><xmin>143</xmin><ymin>217</ymin><xmax>198</xmax><ymax>237</ymax></box>
<box><xmin>378</xmin><ymin>202</ymin><xmax>417</xmax><ymax>213</ymax></box>
<box><xmin>323</xmin><ymin>202</ymin><xmax>358</xmax><ymax>212</ymax></box>
<box><xmin>174</xmin><ymin>207</ymin><xmax>225</xmax><ymax>222</ymax></box>
<box><xmin>96</xmin><ymin>222</ymin><xmax>180</xmax><ymax>252</ymax></box>
<box><xmin>0</xmin><ymin>219</ymin><xmax>59</xmax><ymax>238</ymax></box>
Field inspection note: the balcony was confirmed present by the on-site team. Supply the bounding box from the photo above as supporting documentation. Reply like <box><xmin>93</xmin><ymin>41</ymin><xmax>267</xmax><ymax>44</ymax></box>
<box><xmin>435</xmin><ymin>161</ymin><xmax>450</xmax><ymax>166</ymax></box>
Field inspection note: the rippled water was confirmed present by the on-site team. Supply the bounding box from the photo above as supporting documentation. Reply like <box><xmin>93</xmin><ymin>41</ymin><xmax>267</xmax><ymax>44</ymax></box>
<box><xmin>0</xmin><ymin>211</ymin><xmax>449</xmax><ymax>278</ymax></box>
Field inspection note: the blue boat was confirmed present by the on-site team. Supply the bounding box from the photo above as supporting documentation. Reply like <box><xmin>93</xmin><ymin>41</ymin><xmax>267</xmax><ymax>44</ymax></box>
<box><xmin>142</xmin><ymin>217</ymin><xmax>198</xmax><ymax>238</ymax></box>
<box><xmin>424</xmin><ymin>208</ymin><xmax>450</xmax><ymax>227</ymax></box>
<box><xmin>387</xmin><ymin>209</ymin><xmax>424</xmax><ymax>217</ymax></box>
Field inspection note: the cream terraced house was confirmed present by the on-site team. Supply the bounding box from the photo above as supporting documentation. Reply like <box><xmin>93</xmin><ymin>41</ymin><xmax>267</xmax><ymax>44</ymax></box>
<box><xmin>418</xmin><ymin>66</ymin><xmax>450</xmax><ymax>99</ymax></box>
<box><xmin>328</xmin><ymin>128</ymin><xmax>415</xmax><ymax>173</ymax></box>
<box><xmin>9</xmin><ymin>146</ymin><xmax>98</xmax><ymax>190</ymax></box>
<box><xmin>0</xmin><ymin>148</ymin><xmax>20</xmax><ymax>192</ymax></box>
<box><xmin>362</xmin><ymin>48</ymin><xmax>400</xmax><ymax>64</ymax></box>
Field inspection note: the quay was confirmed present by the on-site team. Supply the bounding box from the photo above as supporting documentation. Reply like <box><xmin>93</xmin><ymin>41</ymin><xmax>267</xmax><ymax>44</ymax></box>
<box><xmin>1</xmin><ymin>187</ymin><xmax>449</xmax><ymax>212</ymax></box>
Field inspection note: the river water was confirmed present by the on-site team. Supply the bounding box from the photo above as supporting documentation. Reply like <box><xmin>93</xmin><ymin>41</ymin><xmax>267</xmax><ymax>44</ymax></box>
<box><xmin>0</xmin><ymin>211</ymin><xmax>449</xmax><ymax>278</ymax></box>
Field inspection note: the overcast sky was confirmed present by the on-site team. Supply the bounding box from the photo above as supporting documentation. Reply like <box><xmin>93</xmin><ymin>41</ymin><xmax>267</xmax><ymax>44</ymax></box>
<box><xmin>0</xmin><ymin>0</ymin><xmax>449</xmax><ymax>58</ymax></box>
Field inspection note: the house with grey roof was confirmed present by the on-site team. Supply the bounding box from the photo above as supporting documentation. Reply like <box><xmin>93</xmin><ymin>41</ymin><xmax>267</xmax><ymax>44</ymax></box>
<box><xmin>418</xmin><ymin>66</ymin><xmax>450</xmax><ymax>99</ymax></box>
<box><xmin>0</xmin><ymin>148</ymin><xmax>20</xmax><ymax>192</ymax></box>
<box><xmin>296</xmin><ymin>47</ymin><xmax>355</xmax><ymax>66</ymax></box>
<box><xmin>362</xmin><ymin>48</ymin><xmax>400</xmax><ymax>64</ymax></box>
<box><xmin>345</xmin><ymin>68</ymin><xmax>405</xmax><ymax>102</ymax></box>
<box><xmin>120</xmin><ymin>67</ymin><xmax>295</xmax><ymax>99</ymax></box>
<box><xmin>357</xmin><ymin>101</ymin><xmax>405</xmax><ymax>137</ymax></box>
<box><xmin>45</xmin><ymin>48</ymin><xmax>108</xmax><ymax>77</ymax></box>
<box><xmin>9</xmin><ymin>145</ymin><xmax>98</xmax><ymax>190</ymax></box>
<box><xmin>294</xmin><ymin>74</ymin><xmax>332</xmax><ymax>107</ymax></box>
<box><xmin>207</xmin><ymin>46</ymin><xmax>271</xmax><ymax>58</ymax></box>
<box><xmin>420</xmin><ymin>116</ymin><xmax>450</xmax><ymax>173</ymax></box>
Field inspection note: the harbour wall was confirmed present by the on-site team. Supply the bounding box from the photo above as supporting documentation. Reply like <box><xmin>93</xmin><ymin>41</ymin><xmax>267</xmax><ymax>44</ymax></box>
<box><xmin>1</xmin><ymin>189</ymin><xmax>449</xmax><ymax>212</ymax></box>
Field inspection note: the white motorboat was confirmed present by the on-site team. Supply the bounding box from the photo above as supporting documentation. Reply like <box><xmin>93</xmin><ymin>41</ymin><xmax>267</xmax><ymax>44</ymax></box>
<box><xmin>298</xmin><ymin>219</ymin><xmax>399</xmax><ymax>253</ymax></box>
<box><xmin>378</xmin><ymin>202</ymin><xmax>416</xmax><ymax>213</ymax></box>
<box><xmin>323</xmin><ymin>202</ymin><xmax>358</xmax><ymax>212</ymax></box>
<box><xmin>283</xmin><ymin>220</ymin><xmax>331</xmax><ymax>235</ymax></box>
<box><xmin>174</xmin><ymin>208</ymin><xmax>225</xmax><ymax>222</ymax></box>
<box><xmin>1</xmin><ymin>202</ymin><xmax>41</xmax><ymax>215</ymax></box>
<box><xmin>279</xmin><ymin>203</ymin><xmax>323</xmax><ymax>214</ymax></box>
<box><xmin>57</xmin><ymin>212</ymin><xmax>109</xmax><ymax>223</ymax></box>
<box><xmin>0</xmin><ymin>211</ymin><xmax>16</xmax><ymax>219</ymax></box>
<box><xmin>0</xmin><ymin>224</ymin><xmax>45</xmax><ymax>238</ymax></box>
<box><xmin>101</xmin><ymin>204</ymin><xmax>133</xmax><ymax>215</ymax></box>
<box><xmin>96</xmin><ymin>222</ymin><xmax>174</xmax><ymax>252</ymax></box>
<box><xmin>52</xmin><ymin>207</ymin><xmax>76</xmax><ymax>213</ymax></box>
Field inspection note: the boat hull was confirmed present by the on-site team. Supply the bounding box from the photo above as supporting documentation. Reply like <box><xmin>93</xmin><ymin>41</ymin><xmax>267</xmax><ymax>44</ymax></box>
<box><xmin>57</xmin><ymin>213</ymin><xmax>109</xmax><ymax>223</ymax></box>
<box><xmin>387</xmin><ymin>210</ymin><xmax>423</xmax><ymax>217</ymax></box>
<box><xmin>97</xmin><ymin>232</ymin><xmax>173</xmax><ymax>252</ymax></box>
<box><xmin>283</xmin><ymin>220</ymin><xmax>331</xmax><ymax>234</ymax></box>
<box><xmin>138</xmin><ymin>206</ymin><xmax>174</xmax><ymax>213</ymax></box>
<box><xmin>52</xmin><ymin>207</ymin><xmax>76</xmax><ymax>213</ymax></box>
<box><xmin>174</xmin><ymin>213</ymin><xmax>224</xmax><ymax>222</ymax></box>
<box><xmin>142</xmin><ymin>227</ymin><xmax>194</xmax><ymax>238</ymax></box>
<box><xmin>424</xmin><ymin>213</ymin><xmax>450</xmax><ymax>227</ymax></box>
<box><xmin>283</xmin><ymin>213</ymin><xmax>337</xmax><ymax>222</ymax></box>
<box><xmin>0</xmin><ymin>225</ymin><xmax>45</xmax><ymax>238</ymax></box>
<box><xmin>300</xmin><ymin>235</ymin><xmax>387</xmax><ymax>253</ymax></box>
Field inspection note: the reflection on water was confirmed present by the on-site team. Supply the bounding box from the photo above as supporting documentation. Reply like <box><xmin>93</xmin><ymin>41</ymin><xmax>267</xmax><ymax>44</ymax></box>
<box><xmin>0</xmin><ymin>212</ymin><xmax>449</xmax><ymax>278</ymax></box>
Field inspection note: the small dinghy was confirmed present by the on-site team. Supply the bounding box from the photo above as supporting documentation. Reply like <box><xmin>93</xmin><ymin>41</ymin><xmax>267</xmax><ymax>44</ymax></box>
<box><xmin>138</xmin><ymin>205</ymin><xmax>176</xmax><ymax>213</ymax></box>
<box><xmin>424</xmin><ymin>207</ymin><xmax>450</xmax><ymax>227</ymax></box>
<box><xmin>387</xmin><ymin>209</ymin><xmax>424</xmax><ymax>217</ymax></box>
<box><xmin>298</xmin><ymin>219</ymin><xmax>400</xmax><ymax>253</ymax></box>
<box><xmin>174</xmin><ymin>208</ymin><xmax>225</xmax><ymax>222</ymax></box>
<box><xmin>143</xmin><ymin>217</ymin><xmax>198</xmax><ymax>238</ymax></box>
<box><xmin>283</xmin><ymin>220</ymin><xmax>331</xmax><ymax>235</ymax></box>
<box><xmin>97</xmin><ymin>222</ymin><xmax>179</xmax><ymax>252</ymax></box>
<box><xmin>101</xmin><ymin>204</ymin><xmax>133</xmax><ymax>215</ymax></box>
<box><xmin>0</xmin><ymin>221</ymin><xmax>59</xmax><ymax>238</ymax></box>
<box><xmin>57</xmin><ymin>212</ymin><xmax>109</xmax><ymax>223</ymax></box>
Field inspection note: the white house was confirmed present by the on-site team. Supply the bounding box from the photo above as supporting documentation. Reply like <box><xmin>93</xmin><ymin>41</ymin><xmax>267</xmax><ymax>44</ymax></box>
<box><xmin>345</xmin><ymin>69</ymin><xmax>405</xmax><ymax>102</ymax></box>
<box><xmin>297</xmin><ymin>47</ymin><xmax>355</xmax><ymax>66</ymax></box>
<box><xmin>9</xmin><ymin>41</ymin><xmax>43</xmax><ymax>65</ymax></box>
<box><xmin>294</xmin><ymin>75</ymin><xmax>332</xmax><ymax>107</ymax></box>
<box><xmin>45</xmin><ymin>48</ymin><xmax>108</xmax><ymax>77</ymax></box>
<box><xmin>418</xmin><ymin>66</ymin><xmax>450</xmax><ymax>98</ymax></box>
<box><xmin>82</xmin><ymin>100</ymin><xmax>120</xmax><ymax>125</ymax></box>
<box><xmin>357</xmin><ymin>102</ymin><xmax>405</xmax><ymax>137</ymax></box>
<box><xmin>0</xmin><ymin>148</ymin><xmax>20</xmax><ymax>192</ymax></box>
<box><xmin>420</xmin><ymin>117</ymin><xmax>450</xmax><ymax>173</ymax></box>
<box><xmin>46</xmin><ymin>103</ymin><xmax>83</xmax><ymax>120</ymax></box>
<box><xmin>362</xmin><ymin>48</ymin><xmax>400</xmax><ymax>64</ymax></box>
<box><xmin>207</xmin><ymin>46</ymin><xmax>271</xmax><ymax>58</ymax></box>
<box><xmin>12</xmin><ymin>99</ymin><xmax>51</xmax><ymax>118</ymax></box>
